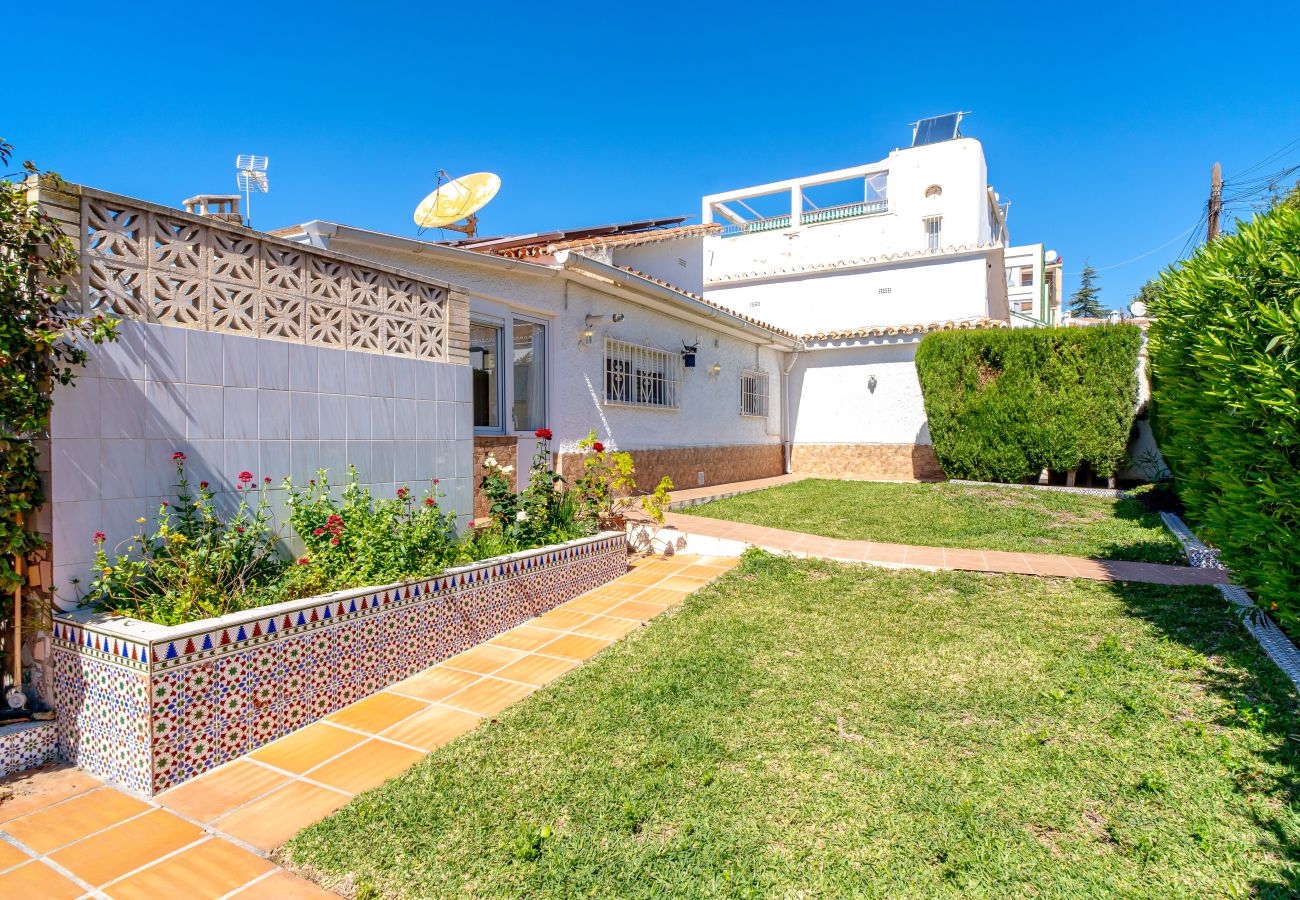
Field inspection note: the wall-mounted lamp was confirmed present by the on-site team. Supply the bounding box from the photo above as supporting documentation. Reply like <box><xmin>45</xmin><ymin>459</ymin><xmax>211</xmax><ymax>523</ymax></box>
<box><xmin>579</xmin><ymin>328</ymin><xmax>595</xmax><ymax>348</ymax></box>
<box><xmin>867</xmin><ymin>373</ymin><xmax>878</xmax><ymax>394</ymax></box>
<box><xmin>709</xmin><ymin>363</ymin><xmax>722</xmax><ymax>377</ymax></box>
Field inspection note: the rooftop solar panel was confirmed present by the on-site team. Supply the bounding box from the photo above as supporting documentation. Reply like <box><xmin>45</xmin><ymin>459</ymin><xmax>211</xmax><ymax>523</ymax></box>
<box><xmin>911</xmin><ymin>113</ymin><xmax>964</xmax><ymax>147</ymax></box>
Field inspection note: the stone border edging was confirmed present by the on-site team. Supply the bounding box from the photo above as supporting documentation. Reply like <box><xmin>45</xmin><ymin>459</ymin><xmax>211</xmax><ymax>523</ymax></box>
<box><xmin>947</xmin><ymin>479</ymin><xmax>1129</xmax><ymax>498</ymax></box>
<box><xmin>1160</xmin><ymin>512</ymin><xmax>1300</xmax><ymax>691</ymax></box>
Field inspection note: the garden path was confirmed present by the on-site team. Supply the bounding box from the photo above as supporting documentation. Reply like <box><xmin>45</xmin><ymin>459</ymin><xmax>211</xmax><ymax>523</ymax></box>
<box><xmin>0</xmin><ymin>554</ymin><xmax>735</xmax><ymax>900</ymax></box>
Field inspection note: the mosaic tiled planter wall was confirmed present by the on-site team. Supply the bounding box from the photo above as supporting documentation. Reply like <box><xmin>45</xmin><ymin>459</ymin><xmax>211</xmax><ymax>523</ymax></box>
<box><xmin>0</xmin><ymin>721</ymin><xmax>60</xmax><ymax>778</ymax></box>
<box><xmin>52</xmin><ymin>532</ymin><xmax>626</xmax><ymax>795</ymax></box>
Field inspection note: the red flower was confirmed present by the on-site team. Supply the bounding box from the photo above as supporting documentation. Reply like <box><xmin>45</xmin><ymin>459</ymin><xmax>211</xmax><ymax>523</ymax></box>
<box><xmin>424</xmin><ymin>497</ymin><xmax>435</xmax><ymax>507</ymax></box>
<box><xmin>263</xmin><ymin>476</ymin><xmax>272</xmax><ymax>484</ymax></box>
<box><xmin>238</xmin><ymin>471</ymin><xmax>253</xmax><ymax>484</ymax></box>
<box><xmin>592</xmin><ymin>442</ymin><xmax>605</xmax><ymax>453</ymax></box>
<box><xmin>199</xmin><ymin>481</ymin><xmax>209</xmax><ymax>490</ymax></box>
<box><xmin>236</xmin><ymin>526</ymin><xmax>246</xmax><ymax>534</ymax></box>
<box><xmin>313</xmin><ymin>528</ymin><xmax>325</xmax><ymax>536</ymax></box>
<box><xmin>297</xmin><ymin>556</ymin><xmax>309</xmax><ymax>566</ymax></box>
<box><xmin>397</xmin><ymin>487</ymin><xmax>410</xmax><ymax>499</ymax></box>
<box><xmin>172</xmin><ymin>451</ymin><xmax>186</xmax><ymax>461</ymax></box>
<box><xmin>330</xmin><ymin>537</ymin><xmax>340</xmax><ymax>546</ymax></box>
<box><xmin>93</xmin><ymin>531</ymin><xmax>106</xmax><ymax>543</ymax></box>
<box><xmin>432</xmin><ymin>478</ymin><xmax>440</xmax><ymax>485</ymax></box>
<box><xmin>535</xmin><ymin>428</ymin><xmax>553</xmax><ymax>441</ymax></box>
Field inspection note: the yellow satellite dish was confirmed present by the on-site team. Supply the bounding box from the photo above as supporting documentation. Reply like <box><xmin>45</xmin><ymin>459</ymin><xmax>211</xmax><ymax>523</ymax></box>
<box><xmin>413</xmin><ymin>172</ymin><xmax>501</xmax><ymax>231</ymax></box>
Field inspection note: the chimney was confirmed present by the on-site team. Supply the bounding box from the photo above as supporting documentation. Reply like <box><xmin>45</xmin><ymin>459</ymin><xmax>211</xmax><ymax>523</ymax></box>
<box><xmin>183</xmin><ymin>194</ymin><xmax>243</xmax><ymax>226</ymax></box>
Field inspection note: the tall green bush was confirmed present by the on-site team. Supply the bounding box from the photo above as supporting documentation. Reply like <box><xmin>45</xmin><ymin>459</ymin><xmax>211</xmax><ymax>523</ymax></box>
<box><xmin>1147</xmin><ymin>207</ymin><xmax>1300</xmax><ymax>628</ymax></box>
<box><xmin>915</xmin><ymin>326</ymin><xmax>1142</xmax><ymax>483</ymax></box>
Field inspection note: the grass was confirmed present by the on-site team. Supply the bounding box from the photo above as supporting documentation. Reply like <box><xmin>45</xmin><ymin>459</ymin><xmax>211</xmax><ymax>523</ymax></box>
<box><xmin>285</xmin><ymin>554</ymin><xmax>1300</xmax><ymax>898</ymax></box>
<box><xmin>681</xmin><ymin>479</ymin><xmax>1186</xmax><ymax>564</ymax></box>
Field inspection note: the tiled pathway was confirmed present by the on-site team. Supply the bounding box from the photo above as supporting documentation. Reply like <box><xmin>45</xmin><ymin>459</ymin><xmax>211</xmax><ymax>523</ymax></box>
<box><xmin>663</xmin><ymin>511</ymin><xmax>1231</xmax><ymax>587</ymax></box>
<box><xmin>0</xmin><ymin>554</ymin><xmax>737</xmax><ymax>900</ymax></box>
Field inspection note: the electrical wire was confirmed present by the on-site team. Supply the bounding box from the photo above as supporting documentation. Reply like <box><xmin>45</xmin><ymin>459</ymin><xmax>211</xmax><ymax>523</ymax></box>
<box><xmin>1063</xmin><ymin>216</ymin><xmax>1205</xmax><ymax>276</ymax></box>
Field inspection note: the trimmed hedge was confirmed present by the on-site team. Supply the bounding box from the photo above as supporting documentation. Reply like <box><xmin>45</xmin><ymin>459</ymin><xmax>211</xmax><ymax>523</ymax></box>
<box><xmin>915</xmin><ymin>325</ymin><xmax>1142</xmax><ymax>483</ymax></box>
<box><xmin>1148</xmin><ymin>207</ymin><xmax>1300</xmax><ymax>629</ymax></box>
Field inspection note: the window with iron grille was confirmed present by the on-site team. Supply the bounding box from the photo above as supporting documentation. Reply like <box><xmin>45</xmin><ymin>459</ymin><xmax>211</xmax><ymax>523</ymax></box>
<box><xmin>924</xmin><ymin>216</ymin><xmax>942</xmax><ymax>251</ymax></box>
<box><xmin>740</xmin><ymin>369</ymin><xmax>769</xmax><ymax>418</ymax></box>
<box><xmin>604</xmin><ymin>338</ymin><xmax>680</xmax><ymax>409</ymax></box>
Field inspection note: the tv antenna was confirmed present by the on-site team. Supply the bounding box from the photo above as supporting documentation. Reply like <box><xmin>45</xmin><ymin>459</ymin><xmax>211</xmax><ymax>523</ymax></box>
<box><xmin>235</xmin><ymin>154</ymin><xmax>269</xmax><ymax>227</ymax></box>
<box><xmin>414</xmin><ymin>170</ymin><xmax>500</xmax><ymax>238</ymax></box>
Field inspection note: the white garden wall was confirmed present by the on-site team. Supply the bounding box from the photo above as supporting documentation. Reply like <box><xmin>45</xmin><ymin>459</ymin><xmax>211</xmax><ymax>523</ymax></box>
<box><xmin>47</xmin><ymin>320</ymin><xmax>473</xmax><ymax>607</ymax></box>
<box><xmin>789</xmin><ymin>340</ymin><xmax>930</xmax><ymax>445</ymax></box>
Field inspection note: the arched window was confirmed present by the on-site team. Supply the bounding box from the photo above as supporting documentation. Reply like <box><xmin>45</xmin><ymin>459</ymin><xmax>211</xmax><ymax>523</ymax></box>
<box><xmin>925</xmin><ymin>184</ymin><xmax>943</xmax><ymax>198</ymax></box>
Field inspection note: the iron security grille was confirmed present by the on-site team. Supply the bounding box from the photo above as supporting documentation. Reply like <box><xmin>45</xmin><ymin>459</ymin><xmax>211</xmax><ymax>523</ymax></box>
<box><xmin>605</xmin><ymin>338</ymin><xmax>681</xmax><ymax>409</ymax></box>
<box><xmin>740</xmin><ymin>369</ymin><xmax>769</xmax><ymax>418</ymax></box>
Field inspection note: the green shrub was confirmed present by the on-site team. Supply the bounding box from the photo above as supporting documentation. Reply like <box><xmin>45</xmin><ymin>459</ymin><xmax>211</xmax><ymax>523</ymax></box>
<box><xmin>1147</xmin><ymin>207</ymin><xmax>1300</xmax><ymax>628</ymax></box>
<box><xmin>915</xmin><ymin>325</ymin><xmax>1142</xmax><ymax>483</ymax></box>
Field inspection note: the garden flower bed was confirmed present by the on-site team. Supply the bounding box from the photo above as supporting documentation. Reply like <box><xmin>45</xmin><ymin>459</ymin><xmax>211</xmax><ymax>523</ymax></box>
<box><xmin>52</xmin><ymin>530</ymin><xmax>628</xmax><ymax>794</ymax></box>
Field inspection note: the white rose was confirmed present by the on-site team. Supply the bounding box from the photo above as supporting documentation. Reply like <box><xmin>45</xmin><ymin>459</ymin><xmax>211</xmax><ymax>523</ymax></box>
<box><xmin>516</xmin><ymin>510</ymin><xmax>528</xmax><ymax>521</ymax></box>
<box><xmin>483</xmin><ymin>455</ymin><xmax>498</xmax><ymax>468</ymax></box>
<box><xmin>501</xmin><ymin>464</ymin><xmax>514</xmax><ymax>474</ymax></box>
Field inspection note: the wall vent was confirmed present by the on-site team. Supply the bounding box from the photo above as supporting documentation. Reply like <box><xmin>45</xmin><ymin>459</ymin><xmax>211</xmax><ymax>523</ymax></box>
<box><xmin>748</xmin><ymin>301</ymin><xmax>762</xmax><ymax>307</ymax></box>
<box><xmin>697</xmin><ymin>471</ymin><xmax>706</xmax><ymax>486</ymax></box>
<box><xmin>877</xmin><ymin>287</ymin><xmax>892</xmax><ymax>294</ymax></box>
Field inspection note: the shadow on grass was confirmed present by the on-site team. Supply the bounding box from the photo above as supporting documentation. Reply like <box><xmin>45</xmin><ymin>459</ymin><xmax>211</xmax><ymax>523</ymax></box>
<box><xmin>1088</xmin><ymin>495</ymin><xmax>1189</xmax><ymax>566</ymax></box>
<box><xmin>1105</xmin><ymin>578</ymin><xmax>1300</xmax><ymax>897</ymax></box>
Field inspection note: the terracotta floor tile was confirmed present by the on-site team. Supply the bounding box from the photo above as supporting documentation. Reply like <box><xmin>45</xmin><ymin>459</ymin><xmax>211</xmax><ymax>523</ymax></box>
<box><xmin>49</xmin><ymin>808</ymin><xmax>203</xmax><ymax>887</ymax></box>
<box><xmin>307</xmin><ymin>739</ymin><xmax>426</xmax><ymax>795</ymax></box>
<box><xmin>443</xmin><ymin>676</ymin><xmax>536</xmax><ymax>716</ymax></box>
<box><xmin>866</xmin><ymin>545</ymin><xmax>909</xmax><ymax>563</ymax></box>
<box><xmin>0</xmin><ymin>765</ymin><xmax>103</xmax><ymax>825</ymax></box>
<box><xmin>982</xmin><ymin>551</ymin><xmax>1036</xmax><ymax>574</ymax></box>
<box><xmin>654</xmin><ymin>575</ymin><xmax>712</xmax><ymax>592</ymax></box>
<box><xmin>488</xmin><ymin>624</ymin><xmax>565</xmax><ymax>651</ymax></box>
<box><xmin>539</xmin><ymin>633</ymin><xmax>613</xmax><ymax>661</ymax></box>
<box><xmin>104</xmin><ymin>837</ymin><xmax>275</xmax><ymax>900</ymax></box>
<box><xmin>619</xmin><ymin>568</ymin><xmax>671</xmax><ymax>587</ymax></box>
<box><xmin>214</xmin><ymin>781</ymin><xmax>349</xmax><ymax>852</ymax></box>
<box><xmin>1024</xmin><ymin>555</ymin><xmax>1079</xmax><ymax>577</ymax></box>
<box><xmin>681</xmin><ymin>563</ymin><xmax>732</xmax><ymax>578</ymax></box>
<box><xmin>587</xmin><ymin>581</ymin><xmax>654</xmax><ymax>601</ymax></box>
<box><xmin>571</xmin><ymin>615</ymin><xmax>642</xmax><ymax>640</ymax></box>
<box><xmin>388</xmin><ymin>665</ymin><xmax>482</xmax><ymax>702</ymax></box>
<box><xmin>530</xmin><ymin>608</ymin><xmax>595</xmax><ymax>632</ymax></box>
<box><xmin>231</xmin><ymin>869</ymin><xmax>340</xmax><ymax>898</ymax></box>
<box><xmin>494</xmin><ymin>653</ymin><xmax>579</xmax><ymax>687</ymax></box>
<box><xmin>0</xmin><ymin>837</ymin><xmax>30</xmax><ymax>870</ymax></box>
<box><xmin>326</xmin><ymin>691</ymin><xmax>428</xmax><ymax>734</ymax></box>
<box><xmin>3</xmin><ymin>786</ymin><xmax>150</xmax><ymax>854</ymax></box>
<box><xmin>903</xmin><ymin>549</ymin><xmax>946</xmax><ymax>567</ymax></box>
<box><xmin>0</xmin><ymin>860</ymin><xmax>83</xmax><ymax>900</ymax></box>
<box><xmin>559</xmin><ymin>593</ymin><xmax>627</xmax><ymax>615</ymax></box>
<box><xmin>441</xmin><ymin>643</ymin><xmax>527</xmax><ymax>676</ymax></box>
<box><xmin>605</xmin><ymin>599</ymin><xmax>671</xmax><ymax>621</ymax></box>
<box><xmin>156</xmin><ymin>760</ymin><xmax>290</xmax><ymax>823</ymax></box>
<box><xmin>943</xmin><ymin>550</ymin><xmax>989</xmax><ymax>570</ymax></box>
<box><xmin>249</xmin><ymin>722</ymin><xmax>368</xmax><ymax>774</ymax></box>
<box><xmin>634</xmin><ymin>588</ymin><xmax>691</xmax><ymax>607</ymax></box>
<box><xmin>381</xmin><ymin>705</ymin><xmax>481</xmax><ymax>751</ymax></box>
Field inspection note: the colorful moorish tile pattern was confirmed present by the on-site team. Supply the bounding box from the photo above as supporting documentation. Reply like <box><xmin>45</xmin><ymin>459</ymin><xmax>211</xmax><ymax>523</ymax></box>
<box><xmin>0</xmin><ymin>722</ymin><xmax>59</xmax><ymax>779</ymax></box>
<box><xmin>52</xmin><ymin>533</ymin><xmax>627</xmax><ymax>795</ymax></box>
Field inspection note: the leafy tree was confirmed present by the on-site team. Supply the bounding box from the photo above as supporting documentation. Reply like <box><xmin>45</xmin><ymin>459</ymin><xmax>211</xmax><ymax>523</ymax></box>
<box><xmin>1069</xmin><ymin>262</ymin><xmax>1105</xmax><ymax>318</ymax></box>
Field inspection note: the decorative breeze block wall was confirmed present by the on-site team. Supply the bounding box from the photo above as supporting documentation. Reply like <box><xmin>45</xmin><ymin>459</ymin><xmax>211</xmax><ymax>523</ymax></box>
<box><xmin>52</xmin><ymin>533</ymin><xmax>626</xmax><ymax>795</ymax></box>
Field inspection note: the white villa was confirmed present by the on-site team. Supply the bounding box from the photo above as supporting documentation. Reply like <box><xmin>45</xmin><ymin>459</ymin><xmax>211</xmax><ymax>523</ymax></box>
<box><xmin>39</xmin><ymin>115</ymin><xmax>1056</xmax><ymax>592</ymax></box>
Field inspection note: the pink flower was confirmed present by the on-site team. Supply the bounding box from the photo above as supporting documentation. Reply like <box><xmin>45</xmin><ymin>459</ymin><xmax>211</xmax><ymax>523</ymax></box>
<box><xmin>592</xmin><ymin>442</ymin><xmax>605</xmax><ymax>453</ymax></box>
<box><xmin>423</xmin><ymin>497</ymin><xmax>435</xmax><ymax>507</ymax></box>
<box><xmin>433</xmin><ymin>478</ymin><xmax>440</xmax><ymax>485</ymax></box>
<box><xmin>397</xmin><ymin>487</ymin><xmax>410</xmax><ymax>499</ymax></box>
<box><xmin>93</xmin><ymin>531</ymin><xmax>106</xmax><ymax>543</ymax></box>
<box><xmin>238</xmin><ymin>471</ymin><xmax>253</xmax><ymax>484</ymax></box>
<box><xmin>330</xmin><ymin>537</ymin><xmax>340</xmax><ymax>546</ymax></box>
<box><xmin>297</xmin><ymin>556</ymin><xmax>309</xmax><ymax>566</ymax></box>
<box><xmin>263</xmin><ymin>476</ymin><xmax>272</xmax><ymax>484</ymax></box>
<box><xmin>313</xmin><ymin>528</ymin><xmax>325</xmax><ymax>536</ymax></box>
<box><xmin>199</xmin><ymin>481</ymin><xmax>209</xmax><ymax>490</ymax></box>
<box><xmin>535</xmin><ymin>428</ymin><xmax>553</xmax><ymax>440</ymax></box>
<box><xmin>172</xmin><ymin>452</ymin><xmax>186</xmax><ymax>461</ymax></box>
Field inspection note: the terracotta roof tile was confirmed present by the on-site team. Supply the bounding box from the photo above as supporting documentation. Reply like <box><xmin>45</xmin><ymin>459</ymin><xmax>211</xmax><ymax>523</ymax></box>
<box><xmin>494</xmin><ymin>223</ymin><xmax>722</xmax><ymax>259</ymax></box>
<box><xmin>802</xmin><ymin>317</ymin><xmax>1008</xmax><ymax>343</ymax></box>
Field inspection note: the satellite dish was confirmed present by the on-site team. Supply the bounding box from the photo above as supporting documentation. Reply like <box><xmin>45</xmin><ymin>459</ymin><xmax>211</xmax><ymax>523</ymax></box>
<box><xmin>414</xmin><ymin>172</ymin><xmax>500</xmax><ymax>234</ymax></box>
<box><xmin>1044</xmin><ymin>249</ymin><xmax>1059</xmax><ymax>264</ymax></box>
<box><xmin>1130</xmin><ymin>300</ymin><xmax>1147</xmax><ymax>317</ymax></box>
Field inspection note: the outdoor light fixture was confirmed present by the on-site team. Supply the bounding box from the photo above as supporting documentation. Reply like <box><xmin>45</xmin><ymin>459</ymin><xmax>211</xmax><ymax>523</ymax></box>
<box><xmin>710</xmin><ymin>363</ymin><xmax>722</xmax><ymax>377</ymax></box>
<box><xmin>868</xmin><ymin>374</ymin><xmax>878</xmax><ymax>393</ymax></box>
<box><xmin>579</xmin><ymin>328</ymin><xmax>595</xmax><ymax>348</ymax></box>
<box><xmin>585</xmin><ymin>312</ymin><xmax>624</xmax><ymax>328</ymax></box>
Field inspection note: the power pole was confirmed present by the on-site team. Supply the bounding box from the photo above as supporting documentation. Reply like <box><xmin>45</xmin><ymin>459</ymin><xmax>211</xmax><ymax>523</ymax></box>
<box><xmin>1207</xmin><ymin>162</ymin><xmax>1223</xmax><ymax>240</ymax></box>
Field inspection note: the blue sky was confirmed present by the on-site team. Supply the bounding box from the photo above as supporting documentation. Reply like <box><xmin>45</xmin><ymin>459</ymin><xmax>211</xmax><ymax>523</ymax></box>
<box><xmin>11</xmin><ymin>1</ymin><xmax>1300</xmax><ymax>306</ymax></box>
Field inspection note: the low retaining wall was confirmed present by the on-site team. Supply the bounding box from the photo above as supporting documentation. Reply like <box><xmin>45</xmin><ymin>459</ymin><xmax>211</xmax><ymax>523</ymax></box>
<box><xmin>0</xmin><ymin>721</ymin><xmax>59</xmax><ymax>778</ymax></box>
<box><xmin>791</xmin><ymin>443</ymin><xmax>943</xmax><ymax>481</ymax></box>
<box><xmin>52</xmin><ymin>532</ymin><xmax>626</xmax><ymax>795</ymax></box>
<box><xmin>558</xmin><ymin>444</ymin><xmax>785</xmax><ymax>493</ymax></box>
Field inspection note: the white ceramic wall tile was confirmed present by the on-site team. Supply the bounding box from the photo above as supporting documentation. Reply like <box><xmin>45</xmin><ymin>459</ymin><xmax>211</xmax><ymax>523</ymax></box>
<box><xmin>223</xmin><ymin>334</ymin><xmax>260</xmax><ymax>388</ymax></box>
<box><xmin>258</xmin><ymin>390</ymin><xmax>290</xmax><ymax>440</ymax></box>
<box><xmin>145</xmin><ymin>381</ymin><xmax>187</xmax><ymax>440</ymax></box>
<box><xmin>345</xmin><ymin>396</ymin><xmax>372</xmax><ymax>440</ymax></box>
<box><xmin>288</xmin><ymin>344</ymin><xmax>319</xmax><ymax>393</ymax></box>
<box><xmin>371</xmin><ymin>356</ymin><xmax>395</xmax><ymax>399</ymax></box>
<box><xmin>52</xmin><ymin>499</ymin><xmax>101</xmax><ymax>569</ymax></box>
<box><xmin>344</xmin><ymin>351</ymin><xmax>371</xmax><ymax>396</ymax></box>
<box><xmin>145</xmin><ymin>323</ymin><xmax>187</xmax><ymax>384</ymax></box>
<box><xmin>318</xmin><ymin>347</ymin><xmax>347</xmax><ymax>394</ymax></box>
<box><xmin>99</xmin><ymin>379</ymin><xmax>147</xmax><ymax>441</ymax></box>
<box><xmin>290</xmin><ymin>440</ymin><xmax>320</xmax><ymax>479</ymax></box>
<box><xmin>319</xmin><ymin>394</ymin><xmax>346</xmax><ymax>440</ymax></box>
<box><xmin>185</xmin><ymin>330</ymin><xmax>224</xmax><ymax>386</ymax></box>
<box><xmin>223</xmin><ymin>387</ymin><xmax>258</xmax><ymax>440</ymax></box>
<box><xmin>318</xmin><ymin>440</ymin><xmax>346</xmax><ymax>478</ymax></box>
<box><xmin>261</xmin><ymin>440</ymin><xmax>292</xmax><ymax>483</ymax></box>
<box><xmin>52</xmin><ymin>439</ymin><xmax>101</xmax><ymax>503</ymax></box>
<box><xmin>372</xmin><ymin>397</ymin><xmax>396</xmax><ymax>441</ymax></box>
<box><xmin>185</xmin><ymin>386</ymin><xmax>224</xmax><ymax>440</ymax></box>
<box><xmin>290</xmin><ymin>392</ymin><xmax>319</xmax><ymax>441</ymax></box>
<box><xmin>51</xmin><ymin>376</ymin><xmax>101</xmax><ymax>439</ymax></box>
<box><xmin>257</xmin><ymin>340</ymin><xmax>290</xmax><ymax>390</ymax></box>
<box><xmin>416</xmin><ymin>361</ymin><xmax>437</xmax><ymax>401</ymax></box>
<box><xmin>345</xmin><ymin>440</ymin><xmax>373</xmax><ymax>477</ymax></box>
<box><xmin>371</xmin><ymin>441</ymin><xmax>396</xmax><ymax>485</ymax></box>
<box><xmin>393</xmin><ymin>357</ymin><xmax>418</xmax><ymax>399</ymax></box>
<box><xmin>225</xmin><ymin>440</ymin><xmax>260</xmax><ymax>478</ymax></box>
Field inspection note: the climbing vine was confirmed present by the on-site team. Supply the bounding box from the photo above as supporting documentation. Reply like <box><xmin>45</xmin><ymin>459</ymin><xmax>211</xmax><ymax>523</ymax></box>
<box><xmin>1</xmin><ymin>139</ymin><xmax>118</xmax><ymax>598</ymax></box>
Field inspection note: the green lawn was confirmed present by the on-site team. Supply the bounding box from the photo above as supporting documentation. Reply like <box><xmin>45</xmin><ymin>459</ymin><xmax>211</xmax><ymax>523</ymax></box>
<box><xmin>285</xmin><ymin>555</ymin><xmax>1299</xmax><ymax>898</ymax></box>
<box><xmin>681</xmin><ymin>479</ymin><xmax>1186</xmax><ymax>564</ymax></box>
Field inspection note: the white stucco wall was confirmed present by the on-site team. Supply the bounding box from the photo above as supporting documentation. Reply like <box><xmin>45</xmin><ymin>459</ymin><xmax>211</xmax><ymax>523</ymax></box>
<box><xmin>325</xmin><ymin>237</ymin><xmax>785</xmax><ymax>466</ymax></box>
<box><xmin>703</xmin><ymin>253</ymin><xmax>999</xmax><ymax>335</ymax></box>
<box><xmin>612</xmin><ymin>237</ymin><xmax>705</xmax><ymax>295</ymax></box>
<box><xmin>789</xmin><ymin>340</ymin><xmax>930</xmax><ymax>445</ymax></box>
<box><xmin>47</xmin><ymin>320</ymin><xmax>472</xmax><ymax>605</ymax></box>
<box><xmin>1004</xmin><ymin>243</ymin><xmax>1045</xmax><ymax>324</ymax></box>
